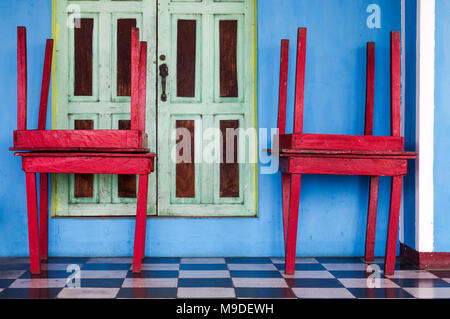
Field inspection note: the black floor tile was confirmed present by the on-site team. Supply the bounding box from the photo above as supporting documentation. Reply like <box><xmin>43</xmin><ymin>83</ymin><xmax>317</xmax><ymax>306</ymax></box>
<box><xmin>143</xmin><ymin>257</ymin><xmax>180</xmax><ymax>264</ymax></box>
<box><xmin>235</xmin><ymin>288</ymin><xmax>296</xmax><ymax>299</ymax></box>
<box><xmin>392</xmin><ymin>278</ymin><xmax>450</xmax><ymax>288</ymax></box>
<box><xmin>81</xmin><ymin>263</ymin><xmax>131</xmax><ymax>270</ymax></box>
<box><xmin>178</xmin><ymin>278</ymin><xmax>233</xmax><ymax>288</ymax></box>
<box><xmin>315</xmin><ymin>257</ymin><xmax>364</xmax><ymax>264</ymax></box>
<box><xmin>0</xmin><ymin>279</ymin><xmax>14</xmax><ymax>288</ymax></box>
<box><xmin>79</xmin><ymin>278</ymin><xmax>125</xmax><ymax>288</ymax></box>
<box><xmin>348</xmin><ymin>288</ymin><xmax>415</xmax><ymax>299</ymax></box>
<box><xmin>19</xmin><ymin>270</ymin><xmax>69</xmax><ymax>279</ymax></box>
<box><xmin>274</xmin><ymin>263</ymin><xmax>326</xmax><ymax>271</ymax></box>
<box><xmin>429</xmin><ymin>270</ymin><xmax>450</xmax><ymax>278</ymax></box>
<box><xmin>330</xmin><ymin>270</ymin><xmax>385</xmax><ymax>279</ymax></box>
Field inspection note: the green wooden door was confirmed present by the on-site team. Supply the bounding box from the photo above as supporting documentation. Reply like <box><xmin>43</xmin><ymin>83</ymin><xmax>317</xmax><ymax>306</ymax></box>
<box><xmin>52</xmin><ymin>0</ymin><xmax>157</xmax><ymax>216</ymax></box>
<box><xmin>157</xmin><ymin>0</ymin><xmax>258</xmax><ymax>216</ymax></box>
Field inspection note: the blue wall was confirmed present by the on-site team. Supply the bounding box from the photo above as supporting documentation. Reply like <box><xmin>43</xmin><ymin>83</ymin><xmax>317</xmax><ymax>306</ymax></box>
<box><xmin>434</xmin><ymin>0</ymin><xmax>450</xmax><ymax>253</ymax></box>
<box><xmin>0</xmin><ymin>0</ymin><xmax>407</xmax><ymax>257</ymax></box>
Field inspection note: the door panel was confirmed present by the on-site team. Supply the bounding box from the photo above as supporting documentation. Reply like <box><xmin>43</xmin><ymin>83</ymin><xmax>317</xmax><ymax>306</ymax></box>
<box><xmin>157</xmin><ymin>0</ymin><xmax>257</xmax><ymax>216</ymax></box>
<box><xmin>52</xmin><ymin>0</ymin><xmax>156</xmax><ymax>217</ymax></box>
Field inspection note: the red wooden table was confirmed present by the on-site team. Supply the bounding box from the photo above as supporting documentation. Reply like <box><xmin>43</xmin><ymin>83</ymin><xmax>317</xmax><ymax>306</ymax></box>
<box><xmin>11</xmin><ymin>27</ymin><xmax>155</xmax><ymax>274</ymax></box>
<box><xmin>275</xmin><ymin>28</ymin><xmax>417</xmax><ymax>276</ymax></box>
<box><xmin>15</xmin><ymin>152</ymin><xmax>155</xmax><ymax>274</ymax></box>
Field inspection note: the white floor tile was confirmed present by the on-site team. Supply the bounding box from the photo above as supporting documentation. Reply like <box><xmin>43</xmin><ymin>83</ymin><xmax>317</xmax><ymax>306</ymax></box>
<box><xmin>10</xmin><ymin>278</ymin><xmax>67</xmax><ymax>288</ymax></box>
<box><xmin>232</xmin><ymin>278</ymin><xmax>288</xmax><ymax>288</ymax></box>
<box><xmin>292</xmin><ymin>288</ymin><xmax>355</xmax><ymax>299</ymax></box>
<box><xmin>140</xmin><ymin>263</ymin><xmax>180</xmax><ymax>271</ymax></box>
<box><xmin>178</xmin><ymin>288</ymin><xmax>235</xmax><ymax>299</ymax></box>
<box><xmin>322</xmin><ymin>263</ymin><xmax>369</xmax><ymax>271</ymax></box>
<box><xmin>281</xmin><ymin>271</ymin><xmax>334</xmax><ymax>279</ymax></box>
<box><xmin>179</xmin><ymin>270</ymin><xmax>230</xmax><ymax>278</ymax></box>
<box><xmin>79</xmin><ymin>270</ymin><xmax>128</xmax><ymax>278</ymax></box>
<box><xmin>403</xmin><ymin>288</ymin><xmax>450</xmax><ymax>299</ymax></box>
<box><xmin>57</xmin><ymin>288</ymin><xmax>119</xmax><ymax>299</ymax></box>
<box><xmin>0</xmin><ymin>270</ymin><xmax>25</xmax><ymax>279</ymax></box>
<box><xmin>386</xmin><ymin>270</ymin><xmax>438</xmax><ymax>279</ymax></box>
<box><xmin>271</xmin><ymin>258</ymin><xmax>318</xmax><ymax>264</ymax></box>
<box><xmin>338</xmin><ymin>278</ymin><xmax>399</xmax><ymax>289</ymax></box>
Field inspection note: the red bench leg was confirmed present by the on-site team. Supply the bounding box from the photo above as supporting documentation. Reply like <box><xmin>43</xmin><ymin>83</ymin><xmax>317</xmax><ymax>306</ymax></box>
<box><xmin>25</xmin><ymin>172</ymin><xmax>40</xmax><ymax>274</ymax></box>
<box><xmin>285</xmin><ymin>174</ymin><xmax>301</xmax><ymax>275</ymax></box>
<box><xmin>365</xmin><ymin>176</ymin><xmax>379</xmax><ymax>262</ymax></box>
<box><xmin>39</xmin><ymin>173</ymin><xmax>49</xmax><ymax>261</ymax></box>
<box><xmin>132</xmin><ymin>174</ymin><xmax>149</xmax><ymax>273</ymax></box>
<box><xmin>384</xmin><ymin>176</ymin><xmax>403</xmax><ymax>275</ymax></box>
<box><xmin>281</xmin><ymin>173</ymin><xmax>291</xmax><ymax>249</ymax></box>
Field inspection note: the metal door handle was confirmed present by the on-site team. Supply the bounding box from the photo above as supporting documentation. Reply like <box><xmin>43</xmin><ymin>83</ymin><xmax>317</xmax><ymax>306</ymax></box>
<box><xmin>159</xmin><ymin>63</ymin><xmax>168</xmax><ymax>102</ymax></box>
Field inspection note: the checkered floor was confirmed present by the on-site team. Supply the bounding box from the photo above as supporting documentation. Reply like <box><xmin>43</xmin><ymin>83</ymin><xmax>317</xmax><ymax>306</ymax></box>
<box><xmin>1</xmin><ymin>257</ymin><xmax>450</xmax><ymax>299</ymax></box>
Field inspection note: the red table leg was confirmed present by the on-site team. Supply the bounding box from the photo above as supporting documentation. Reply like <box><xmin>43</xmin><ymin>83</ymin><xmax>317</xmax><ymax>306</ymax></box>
<box><xmin>384</xmin><ymin>176</ymin><xmax>403</xmax><ymax>275</ymax></box>
<box><xmin>132</xmin><ymin>174</ymin><xmax>149</xmax><ymax>273</ymax></box>
<box><xmin>39</xmin><ymin>173</ymin><xmax>49</xmax><ymax>261</ymax></box>
<box><xmin>365</xmin><ymin>176</ymin><xmax>379</xmax><ymax>262</ymax></box>
<box><xmin>281</xmin><ymin>173</ymin><xmax>291</xmax><ymax>249</ymax></box>
<box><xmin>285</xmin><ymin>174</ymin><xmax>301</xmax><ymax>274</ymax></box>
<box><xmin>25</xmin><ymin>172</ymin><xmax>40</xmax><ymax>274</ymax></box>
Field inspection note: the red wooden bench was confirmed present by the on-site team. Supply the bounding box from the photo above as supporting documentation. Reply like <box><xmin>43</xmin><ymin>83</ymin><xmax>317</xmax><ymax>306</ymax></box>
<box><xmin>12</xmin><ymin>27</ymin><xmax>154</xmax><ymax>274</ymax></box>
<box><xmin>275</xmin><ymin>28</ymin><xmax>417</xmax><ymax>276</ymax></box>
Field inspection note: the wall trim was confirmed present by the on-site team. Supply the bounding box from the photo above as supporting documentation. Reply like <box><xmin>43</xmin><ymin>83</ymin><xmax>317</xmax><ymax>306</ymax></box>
<box><xmin>401</xmin><ymin>243</ymin><xmax>450</xmax><ymax>269</ymax></box>
<box><xmin>415</xmin><ymin>0</ymin><xmax>435</xmax><ymax>252</ymax></box>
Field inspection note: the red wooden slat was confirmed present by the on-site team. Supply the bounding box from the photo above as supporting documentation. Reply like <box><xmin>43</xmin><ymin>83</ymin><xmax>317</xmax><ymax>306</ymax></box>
<box><xmin>285</xmin><ymin>174</ymin><xmax>301</xmax><ymax>274</ymax></box>
<box><xmin>281</xmin><ymin>156</ymin><xmax>408</xmax><ymax>176</ymax></box>
<box><xmin>21</xmin><ymin>155</ymin><xmax>155</xmax><ymax>175</ymax></box>
<box><xmin>132</xmin><ymin>174</ymin><xmax>149</xmax><ymax>273</ymax></box>
<box><xmin>277</xmin><ymin>40</ymin><xmax>289</xmax><ymax>135</ymax></box>
<box><xmin>17</xmin><ymin>27</ymin><xmax>27</xmax><ymax>131</ymax></box>
<box><xmin>390</xmin><ymin>31</ymin><xmax>401</xmax><ymax>137</ymax></box>
<box><xmin>39</xmin><ymin>173</ymin><xmax>48</xmax><ymax>261</ymax></box>
<box><xmin>138</xmin><ymin>41</ymin><xmax>147</xmax><ymax>133</ymax></box>
<box><xmin>13</xmin><ymin>130</ymin><xmax>148</xmax><ymax>151</ymax></box>
<box><xmin>279</xmin><ymin>133</ymin><xmax>404</xmax><ymax>152</ymax></box>
<box><xmin>365</xmin><ymin>176</ymin><xmax>379</xmax><ymax>262</ymax></box>
<box><xmin>364</xmin><ymin>42</ymin><xmax>375</xmax><ymax>136</ymax></box>
<box><xmin>37</xmin><ymin>39</ymin><xmax>54</xmax><ymax>130</ymax></box>
<box><xmin>293</xmin><ymin>28</ymin><xmax>307</xmax><ymax>134</ymax></box>
<box><xmin>384</xmin><ymin>176</ymin><xmax>403</xmax><ymax>275</ymax></box>
<box><xmin>25</xmin><ymin>172</ymin><xmax>40</xmax><ymax>274</ymax></box>
<box><xmin>130</xmin><ymin>28</ymin><xmax>140</xmax><ymax>131</ymax></box>
<box><xmin>281</xmin><ymin>173</ymin><xmax>290</xmax><ymax>248</ymax></box>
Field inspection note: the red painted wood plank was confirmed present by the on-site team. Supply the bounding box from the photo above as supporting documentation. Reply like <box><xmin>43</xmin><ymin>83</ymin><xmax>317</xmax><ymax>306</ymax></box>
<box><xmin>39</xmin><ymin>173</ymin><xmax>48</xmax><ymax>261</ymax></box>
<box><xmin>278</xmin><ymin>149</ymin><xmax>417</xmax><ymax>159</ymax></box>
<box><xmin>25</xmin><ymin>173</ymin><xmax>40</xmax><ymax>274</ymax></box>
<box><xmin>293</xmin><ymin>28</ymin><xmax>307</xmax><ymax>134</ymax></box>
<box><xmin>16</xmin><ymin>152</ymin><xmax>155</xmax><ymax>158</ymax></box>
<box><xmin>281</xmin><ymin>173</ymin><xmax>290</xmax><ymax>249</ymax></box>
<box><xmin>365</xmin><ymin>42</ymin><xmax>375</xmax><ymax>136</ymax></box>
<box><xmin>277</xmin><ymin>40</ymin><xmax>289</xmax><ymax>135</ymax></box>
<box><xmin>384</xmin><ymin>176</ymin><xmax>403</xmax><ymax>275</ymax></box>
<box><xmin>281</xmin><ymin>156</ymin><xmax>408</xmax><ymax>176</ymax></box>
<box><xmin>132</xmin><ymin>174</ymin><xmax>149</xmax><ymax>273</ymax></box>
<box><xmin>138</xmin><ymin>41</ymin><xmax>147</xmax><ymax>133</ymax></box>
<box><xmin>285</xmin><ymin>174</ymin><xmax>301</xmax><ymax>274</ymax></box>
<box><xmin>365</xmin><ymin>176</ymin><xmax>379</xmax><ymax>262</ymax></box>
<box><xmin>279</xmin><ymin>133</ymin><xmax>404</xmax><ymax>152</ymax></box>
<box><xmin>13</xmin><ymin>130</ymin><xmax>148</xmax><ymax>151</ymax></box>
<box><xmin>17</xmin><ymin>27</ymin><xmax>27</xmax><ymax>131</ymax></box>
<box><xmin>130</xmin><ymin>27</ymin><xmax>140</xmax><ymax>131</ymax></box>
<box><xmin>37</xmin><ymin>39</ymin><xmax>53</xmax><ymax>130</ymax></box>
<box><xmin>21</xmin><ymin>155</ymin><xmax>154</xmax><ymax>175</ymax></box>
<box><xmin>390</xmin><ymin>31</ymin><xmax>401</xmax><ymax>137</ymax></box>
